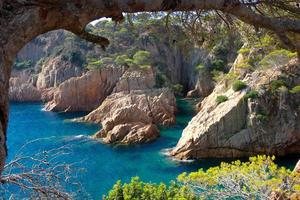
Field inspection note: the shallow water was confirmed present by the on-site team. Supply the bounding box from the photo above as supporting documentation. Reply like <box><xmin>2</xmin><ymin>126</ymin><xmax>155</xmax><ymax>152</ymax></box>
<box><xmin>6</xmin><ymin>99</ymin><xmax>299</xmax><ymax>199</ymax></box>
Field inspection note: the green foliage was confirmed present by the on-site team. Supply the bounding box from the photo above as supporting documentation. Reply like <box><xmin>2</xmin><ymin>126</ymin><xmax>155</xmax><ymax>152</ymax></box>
<box><xmin>244</xmin><ymin>90</ymin><xmax>259</xmax><ymax>100</ymax></box>
<box><xmin>269</xmin><ymin>80</ymin><xmax>286</xmax><ymax>93</ymax></box>
<box><xmin>104</xmin><ymin>177</ymin><xmax>196</xmax><ymax>200</ymax></box>
<box><xmin>211</xmin><ymin>59</ymin><xmax>225</xmax><ymax>72</ymax></box>
<box><xmin>14</xmin><ymin>60</ymin><xmax>33</xmax><ymax>70</ymax></box>
<box><xmin>106</xmin><ymin>156</ymin><xmax>300</xmax><ymax>199</ymax></box>
<box><xmin>194</xmin><ymin>64</ymin><xmax>205</xmax><ymax>72</ymax></box>
<box><xmin>86</xmin><ymin>57</ymin><xmax>113</xmax><ymax>70</ymax></box>
<box><xmin>211</xmin><ymin>70</ymin><xmax>224</xmax><ymax>82</ymax></box>
<box><xmin>256</xmin><ymin>107</ymin><xmax>269</xmax><ymax>121</ymax></box>
<box><xmin>289</xmin><ymin>85</ymin><xmax>300</xmax><ymax>94</ymax></box>
<box><xmin>132</xmin><ymin>50</ymin><xmax>152</xmax><ymax>67</ymax></box>
<box><xmin>259</xmin><ymin>49</ymin><xmax>297</xmax><ymax>69</ymax></box>
<box><xmin>178</xmin><ymin>155</ymin><xmax>300</xmax><ymax>199</ymax></box>
<box><xmin>238</xmin><ymin>47</ymin><xmax>251</xmax><ymax>55</ymax></box>
<box><xmin>232</xmin><ymin>80</ymin><xmax>247</xmax><ymax>91</ymax></box>
<box><xmin>216</xmin><ymin>95</ymin><xmax>228</xmax><ymax>104</ymax></box>
<box><xmin>115</xmin><ymin>55</ymin><xmax>131</xmax><ymax>66</ymax></box>
<box><xmin>172</xmin><ymin>84</ymin><xmax>184</xmax><ymax>96</ymax></box>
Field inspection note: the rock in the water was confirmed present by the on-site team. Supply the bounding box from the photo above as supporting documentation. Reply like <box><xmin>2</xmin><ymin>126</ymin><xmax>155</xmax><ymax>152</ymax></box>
<box><xmin>81</xmin><ymin>88</ymin><xmax>177</xmax><ymax>126</ymax></box>
<box><xmin>93</xmin><ymin>105</ymin><xmax>159</xmax><ymax>144</ymax></box>
<box><xmin>45</xmin><ymin>66</ymin><xmax>126</xmax><ymax>112</ymax></box>
<box><xmin>170</xmin><ymin>59</ymin><xmax>300</xmax><ymax>159</ymax></box>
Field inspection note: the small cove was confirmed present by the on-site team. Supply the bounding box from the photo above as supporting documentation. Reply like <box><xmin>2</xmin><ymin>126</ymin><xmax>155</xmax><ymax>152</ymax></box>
<box><xmin>7</xmin><ymin>99</ymin><xmax>299</xmax><ymax>199</ymax></box>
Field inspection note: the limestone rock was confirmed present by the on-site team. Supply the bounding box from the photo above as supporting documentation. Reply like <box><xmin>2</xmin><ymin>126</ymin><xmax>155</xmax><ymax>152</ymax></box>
<box><xmin>44</xmin><ymin>66</ymin><xmax>126</xmax><ymax>112</ymax></box>
<box><xmin>295</xmin><ymin>160</ymin><xmax>300</xmax><ymax>173</ymax></box>
<box><xmin>170</xmin><ymin>59</ymin><xmax>300</xmax><ymax>159</ymax></box>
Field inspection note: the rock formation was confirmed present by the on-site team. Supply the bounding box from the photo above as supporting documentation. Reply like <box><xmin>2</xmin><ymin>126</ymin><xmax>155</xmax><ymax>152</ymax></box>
<box><xmin>9</xmin><ymin>69</ymin><xmax>41</xmax><ymax>102</ymax></box>
<box><xmin>93</xmin><ymin>105</ymin><xmax>159</xmax><ymax>144</ymax></box>
<box><xmin>36</xmin><ymin>55</ymin><xmax>83</xmax><ymax>89</ymax></box>
<box><xmin>45</xmin><ymin>66</ymin><xmax>126</xmax><ymax>112</ymax></box>
<box><xmin>170</xmin><ymin>59</ymin><xmax>300</xmax><ymax>159</ymax></box>
<box><xmin>76</xmin><ymin>66</ymin><xmax>177</xmax><ymax>144</ymax></box>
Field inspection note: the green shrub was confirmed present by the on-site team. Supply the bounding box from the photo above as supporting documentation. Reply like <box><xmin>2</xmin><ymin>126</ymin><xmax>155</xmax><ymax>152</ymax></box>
<box><xmin>244</xmin><ymin>90</ymin><xmax>259</xmax><ymax>100</ymax></box>
<box><xmin>238</xmin><ymin>47</ymin><xmax>251</xmax><ymax>55</ymax></box>
<box><xmin>103</xmin><ymin>177</ymin><xmax>195</xmax><ymax>200</ymax></box>
<box><xmin>105</xmin><ymin>156</ymin><xmax>300</xmax><ymax>199</ymax></box>
<box><xmin>232</xmin><ymin>80</ymin><xmax>247</xmax><ymax>91</ymax></box>
<box><xmin>211</xmin><ymin>59</ymin><xmax>225</xmax><ymax>71</ymax></box>
<box><xmin>115</xmin><ymin>55</ymin><xmax>130</xmax><ymax>66</ymax></box>
<box><xmin>256</xmin><ymin>107</ymin><xmax>268</xmax><ymax>121</ymax></box>
<box><xmin>133</xmin><ymin>50</ymin><xmax>152</xmax><ymax>67</ymax></box>
<box><xmin>172</xmin><ymin>84</ymin><xmax>184</xmax><ymax>95</ymax></box>
<box><xmin>269</xmin><ymin>80</ymin><xmax>286</xmax><ymax>93</ymax></box>
<box><xmin>259</xmin><ymin>49</ymin><xmax>297</xmax><ymax>69</ymax></box>
<box><xmin>289</xmin><ymin>85</ymin><xmax>300</xmax><ymax>94</ymax></box>
<box><xmin>195</xmin><ymin>64</ymin><xmax>205</xmax><ymax>72</ymax></box>
<box><xmin>86</xmin><ymin>57</ymin><xmax>113</xmax><ymax>70</ymax></box>
<box><xmin>216</xmin><ymin>95</ymin><xmax>228</xmax><ymax>104</ymax></box>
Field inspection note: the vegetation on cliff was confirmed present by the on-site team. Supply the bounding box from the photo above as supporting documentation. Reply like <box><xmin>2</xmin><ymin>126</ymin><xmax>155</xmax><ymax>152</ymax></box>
<box><xmin>105</xmin><ymin>156</ymin><xmax>300</xmax><ymax>200</ymax></box>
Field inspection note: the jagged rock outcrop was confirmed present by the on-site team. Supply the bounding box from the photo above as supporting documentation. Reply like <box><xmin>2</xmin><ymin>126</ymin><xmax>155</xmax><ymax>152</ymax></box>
<box><xmin>45</xmin><ymin>66</ymin><xmax>126</xmax><ymax>112</ymax></box>
<box><xmin>9</xmin><ymin>69</ymin><xmax>41</xmax><ymax>102</ymax></box>
<box><xmin>36</xmin><ymin>55</ymin><xmax>84</xmax><ymax>89</ymax></box>
<box><xmin>93</xmin><ymin>105</ymin><xmax>159</xmax><ymax>144</ymax></box>
<box><xmin>187</xmin><ymin>69</ymin><xmax>214</xmax><ymax>98</ymax></box>
<box><xmin>113</xmin><ymin>66</ymin><xmax>155</xmax><ymax>93</ymax></box>
<box><xmin>81</xmin><ymin>88</ymin><xmax>176</xmax><ymax>126</ymax></box>
<box><xmin>74</xmin><ymin>66</ymin><xmax>176</xmax><ymax>144</ymax></box>
<box><xmin>295</xmin><ymin>160</ymin><xmax>300</xmax><ymax>173</ymax></box>
<box><xmin>170</xmin><ymin>59</ymin><xmax>300</xmax><ymax>159</ymax></box>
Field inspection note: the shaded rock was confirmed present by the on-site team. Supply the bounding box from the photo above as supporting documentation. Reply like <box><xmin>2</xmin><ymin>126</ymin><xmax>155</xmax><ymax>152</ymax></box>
<box><xmin>170</xmin><ymin>59</ymin><xmax>300</xmax><ymax>159</ymax></box>
<box><xmin>187</xmin><ymin>69</ymin><xmax>214</xmax><ymax>98</ymax></box>
<box><xmin>45</xmin><ymin>66</ymin><xmax>126</xmax><ymax>112</ymax></box>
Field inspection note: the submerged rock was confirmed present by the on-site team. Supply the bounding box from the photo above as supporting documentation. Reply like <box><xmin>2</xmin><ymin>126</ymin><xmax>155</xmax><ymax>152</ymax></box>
<box><xmin>170</xmin><ymin>59</ymin><xmax>300</xmax><ymax>159</ymax></box>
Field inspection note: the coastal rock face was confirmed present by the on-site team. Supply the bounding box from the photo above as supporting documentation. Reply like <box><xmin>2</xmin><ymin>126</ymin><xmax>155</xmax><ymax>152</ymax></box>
<box><xmin>93</xmin><ymin>105</ymin><xmax>159</xmax><ymax>144</ymax></box>
<box><xmin>82</xmin><ymin>88</ymin><xmax>177</xmax><ymax>126</ymax></box>
<box><xmin>45</xmin><ymin>66</ymin><xmax>126</xmax><ymax>112</ymax></box>
<box><xmin>36</xmin><ymin>55</ymin><xmax>83</xmax><ymax>89</ymax></box>
<box><xmin>295</xmin><ymin>160</ymin><xmax>300</xmax><ymax>173</ymax></box>
<box><xmin>187</xmin><ymin>69</ymin><xmax>214</xmax><ymax>98</ymax></box>
<box><xmin>9</xmin><ymin>70</ymin><xmax>41</xmax><ymax>102</ymax></box>
<box><xmin>113</xmin><ymin>67</ymin><xmax>155</xmax><ymax>93</ymax></box>
<box><xmin>171</xmin><ymin>59</ymin><xmax>300</xmax><ymax>159</ymax></box>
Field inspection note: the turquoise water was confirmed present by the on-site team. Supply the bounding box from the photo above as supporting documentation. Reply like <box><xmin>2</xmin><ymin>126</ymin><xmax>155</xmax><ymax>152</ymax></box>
<box><xmin>6</xmin><ymin>99</ymin><xmax>299</xmax><ymax>199</ymax></box>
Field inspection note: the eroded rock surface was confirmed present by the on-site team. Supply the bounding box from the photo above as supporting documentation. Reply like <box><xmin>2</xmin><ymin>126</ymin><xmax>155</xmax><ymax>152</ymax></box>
<box><xmin>45</xmin><ymin>66</ymin><xmax>126</xmax><ymax>112</ymax></box>
<box><xmin>170</xmin><ymin>59</ymin><xmax>300</xmax><ymax>159</ymax></box>
<box><xmin>93</xmin><ymin>105</ymin><xmax>159</xmax><ymax>144</ymax></box>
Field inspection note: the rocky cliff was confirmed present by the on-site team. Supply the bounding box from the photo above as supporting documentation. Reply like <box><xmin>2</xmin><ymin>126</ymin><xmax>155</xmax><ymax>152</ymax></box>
<box><xmin>77</xmin><ymin>67</ymin><xmax>177</xmax><ymax>144</ymax></box>
<box><xmin>9</xmin><ymin>69</ymin><xmax>42</xmax><ymax>102</ymax></box>
<box><xmin>45</xmin><ymin>66</ymin><xmax>126</xmax><ymax>112</ymax></box>
<box><xmin>36</xmin><ymin>55</ymin><xmax>83</xmax><ymax>89</ymax></box>
<box><xmin>170</xmin><ymin>59</ymin><xmax>300</xmax><ymax>159</ymax></box>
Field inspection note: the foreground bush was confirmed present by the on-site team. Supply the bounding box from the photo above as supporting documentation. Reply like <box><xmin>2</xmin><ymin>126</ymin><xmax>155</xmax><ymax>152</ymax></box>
<box><xmin>232</xmin><ymin>80</ymin><xmax>247</xmax><ymax>91</ymax></box>
<box><xmin>104</xmin><ymin>156</ymin><xmax>300</xmax><ymax>200</ymax></box>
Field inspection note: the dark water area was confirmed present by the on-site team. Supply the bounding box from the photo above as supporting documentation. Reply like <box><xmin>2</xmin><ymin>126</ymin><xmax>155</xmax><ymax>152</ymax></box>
<box><xmin>6</xmin><ymin>99</ymin><xmax>299</xmax><ymax>199</ymax></box>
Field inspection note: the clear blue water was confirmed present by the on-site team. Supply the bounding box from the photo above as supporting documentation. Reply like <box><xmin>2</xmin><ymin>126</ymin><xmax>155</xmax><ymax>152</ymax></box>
<box><xmin>7</xmin><ymin>99</ymin><xmax>299</xmax><ymax>199</ymax></box>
